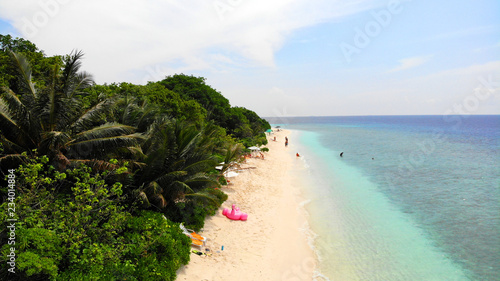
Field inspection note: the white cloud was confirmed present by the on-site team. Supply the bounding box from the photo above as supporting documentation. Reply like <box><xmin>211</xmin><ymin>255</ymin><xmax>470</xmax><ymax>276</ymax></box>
<box><xmin>472</xmin><ymin>42</ymin><xmax>500</xmax><ymax>53</ymax></box>
<box><xmin>388</xmin><ymin>55</ymin><xmax>432</xmax><ymax>73</ymax></box>
<box><xmin>0</xmin><ymin>0</ymin><xmax>384</xmax><ymax>84</ymax></box>
<box><xmin>430</xmin><ymin>25</ymin><xmax>498</xmax><ymax>41</ymax></box>
<box><xmin>423</xmin><ymin>60</ymin><xmax>500</xmax><ymax>79</ymax></box>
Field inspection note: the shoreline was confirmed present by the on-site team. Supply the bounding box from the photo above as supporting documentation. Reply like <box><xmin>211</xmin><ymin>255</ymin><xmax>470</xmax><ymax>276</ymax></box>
<box><xmin>176</xmin><ymin>129</ymin><xmax>317</xmax><ymax>281</ymax></box>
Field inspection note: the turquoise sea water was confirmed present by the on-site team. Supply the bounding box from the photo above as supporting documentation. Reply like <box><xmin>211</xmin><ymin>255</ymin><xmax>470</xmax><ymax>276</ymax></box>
<box><xmin>268</xmin><ymin>116</ymin><xmax>500</xmax><ymax>281</ymax></box>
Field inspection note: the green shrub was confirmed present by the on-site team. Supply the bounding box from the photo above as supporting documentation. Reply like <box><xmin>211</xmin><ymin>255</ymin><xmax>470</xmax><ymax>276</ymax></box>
<box><xmin>166</xmin><ymin>187</ymin><xmax>228</xmax><ymax>231</ymax></box>
<box><xmin>0</xmin><ymin>156</ymin><xmax>190</xmax><ymax>281</ymax></box>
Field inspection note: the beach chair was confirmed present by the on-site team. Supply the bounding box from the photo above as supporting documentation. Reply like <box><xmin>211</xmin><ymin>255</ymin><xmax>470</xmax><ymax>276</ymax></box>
<box><xmin>190</xmin><ymin>237</ymin><xmax>204</xmax><ymax>248</ymax></box>
<box><xmin>180</xmin><ymin>223</ymin><xmax>206</xmax><ymax>248</ymax></box>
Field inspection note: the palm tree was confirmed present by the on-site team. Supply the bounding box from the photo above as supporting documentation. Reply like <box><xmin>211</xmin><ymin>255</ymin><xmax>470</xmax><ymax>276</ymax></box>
<box><xmin>113</xmin><ymin>94</ymin><xmax>162</xmax><ymax>134</ymax></box>
<box><xmin>0</xmin><ymin>50</ymin><xmax>143</xmax><ymax>170</ymax></box>
<box><xmin>134</xmin><ymin>119</ymin><xmax>220</xmax><ymax>209</ymax></box>
<box><xmin>219</xmin><ymin>142</ymin><xmax>244</xmax><ymax>175</ymax></box>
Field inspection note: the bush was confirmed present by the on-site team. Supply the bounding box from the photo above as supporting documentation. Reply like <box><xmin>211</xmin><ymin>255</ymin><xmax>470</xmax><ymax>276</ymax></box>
<box><xmin>57</xmin><ymin>211</ymin><xmax>191</xmax><ymax>281</ymax></box>
<box><xmin>165</xmin><ymin>187</ymin><xmax>228</xmax><ymax>231</ymax></box>
<box><xmin>0</xmin><ymin>156</ymin><xmax>190</xmax><ymax>280</ymax></box>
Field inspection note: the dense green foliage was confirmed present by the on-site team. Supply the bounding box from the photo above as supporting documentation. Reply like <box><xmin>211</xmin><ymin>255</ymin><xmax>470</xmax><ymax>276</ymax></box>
<box><xmin>160</xmin><ymin>74</ymin><xmax>270</xmax><ymax>145</ymax></box>
<box><xmin>0</xmin><ymin>34</ymin><xmax>270</xmax><ymax>280</ymax></box>
<box><xmin>0</xmin><ymin>48</ymin><xmax>142</xmax><ymax>171</ymax></box>
<box><xmin>0</xmin><ymin>34</ymin><xmax>61</xmax><ymax>90</ymax></box>
<box><xmin>80</xmin><ymin>76</ymin><xmax>270</xmax><ymax>145</ymax></box>
<box><xmin>0</xmin><ymin>156</ymin><xmax>190</xmax><ymax>280</ymax></box>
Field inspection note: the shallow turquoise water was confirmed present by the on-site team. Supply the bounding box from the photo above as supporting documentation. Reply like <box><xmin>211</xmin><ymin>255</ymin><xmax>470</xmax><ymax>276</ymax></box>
<box><xmin>271</xmin><ymin>116</ymin><xmax>499</xmax><ymax>281</ymax></box>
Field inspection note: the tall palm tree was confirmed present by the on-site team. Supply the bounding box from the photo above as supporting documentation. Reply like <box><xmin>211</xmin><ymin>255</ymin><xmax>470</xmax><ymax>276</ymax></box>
<box><xmin>135</xmin><ymin>119</ymin><xmax>220</xmax><ymax>209</ymax></box>
<box><xmin>0</xmin><ymin>51</ymin><xmax>143</xmax><ymax>170</ymax></box>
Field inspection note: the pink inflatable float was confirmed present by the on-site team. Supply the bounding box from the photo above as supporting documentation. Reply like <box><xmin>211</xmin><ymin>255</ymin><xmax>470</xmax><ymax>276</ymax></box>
<box><xmin>222</xmin><ymin>204</ymin><xmax>248</xmax><ymax>221</ymax></box>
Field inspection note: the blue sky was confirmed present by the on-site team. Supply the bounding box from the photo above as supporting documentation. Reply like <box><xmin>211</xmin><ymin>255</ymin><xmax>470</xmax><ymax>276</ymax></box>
<box><xmin>0</xmin><ymin>0</ymin><xmax>498</xmax><ymax>117</ymax></box>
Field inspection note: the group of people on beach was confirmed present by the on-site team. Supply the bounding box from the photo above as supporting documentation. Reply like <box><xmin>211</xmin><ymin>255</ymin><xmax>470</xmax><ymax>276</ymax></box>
<box><xmin>270</xmin><ymin>132</ymin><xmax>302</xmax><ymax>158</ymax></box>
<box><xmin>275</xmin><ymin>134</ymin><xmax>300</xmax><ymax>157</ymax></box>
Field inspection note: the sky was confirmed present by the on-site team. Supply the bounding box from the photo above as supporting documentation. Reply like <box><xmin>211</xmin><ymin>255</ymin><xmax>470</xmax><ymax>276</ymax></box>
<box><xmin>0</xmin><ymin>0</ymin><xmax>499</xmax><ymax>117</ymax></box>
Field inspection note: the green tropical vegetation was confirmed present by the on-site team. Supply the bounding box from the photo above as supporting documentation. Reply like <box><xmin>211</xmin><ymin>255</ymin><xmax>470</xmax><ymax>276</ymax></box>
<box><xmin>0</xmin><ymin>34</ymin><xmax>270</xmax><ymax>280</ymax></box>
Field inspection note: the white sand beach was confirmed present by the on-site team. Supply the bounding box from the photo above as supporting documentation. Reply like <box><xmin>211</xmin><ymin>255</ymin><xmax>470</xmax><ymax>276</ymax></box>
<box><xmin>176</xmin><ymin>129</ymin><xmax>316</xmax><ymax>281</ymax></box>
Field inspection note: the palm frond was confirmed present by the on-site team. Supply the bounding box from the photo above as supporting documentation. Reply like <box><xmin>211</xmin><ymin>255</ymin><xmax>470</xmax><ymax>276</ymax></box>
<box><xmin>70</xmin><ymin>99</ymin><xmax>115</xmax><ymax>132</ymax></box>
<box><xmin>221</xmin><ymin>143</ymin><xmax>244</xmax><ymax>173</ymax></box>
<box><xmin>183</xmin><ymin>158</ymin><xmax>217</xmax><ymax>174</ymax></box>
<box><xmin>154</xmin><ymin>170</ymin><xmax>188</xmax><ymax>187</ymax></box>
<box><xmin>0</xmin><ymin>97</ymin><xmax>35</xmax><ymax>151</ymax></box>
<box><xmin>137</xmin><ymin>190</ymin><xmax>151</xmax><ymax>207</ymax></box>
<box><xmin>39</xmin><ymin>131</ymin><xmax>71</xmax><ymax>155</ymax></box>
<box><xmin>110</xmin><ymin>146</ymin><xmax>146</xmax><ymax>161</ymax></box>
<box><xmin>73</xmin><ymin>122</ymin><xmax>138</xmax><ymax>141</ymax></box>
<box><xmin>8</xmin><ymin>51</ymin><xmax>36</xmax><ymax>97</ymax></box>
<box><xmin>153</xmin><ymin>193</ymin><xmax>167</xmax><ymax>208</ymax></box>
<box><xmin>0</xmin><ymin>87</ymin><xmax>26</xmax><ymax>121</ymax></box>
<box><xmin>0</xmin><ymin>99</ymin><xmax>21</xmax><ymax>134</ymax></box>
<box><xmin>184</xmin><ymin>173</ymin><xmax>220</xmax><ymax>189</ymax></box>
<box><xmin>61</xmin><ymin>50</ymin><xmax>84</xmax><ymax>94</ymax></box>
<box><xmin>0</xmin><ymin>153</ymin><xmax>28</xmax><ymax>170</ymax></box>
<box><xmin>143</xmin><ymin>181</ymin><xmax>168</xmax><ymax>207</ymax></box>
<box><xmin>175</xmin><ymin>123</ymin><xmax>201</xmax><ymax>158</ymax></box>
<box><xmin>0</xmin><ymin>134</ymin><xmax>26</xmax><ymax>154</ymax></box>
<box><xmin>146</xmin><ymin>181</ymin><xmax>163</xmax><ymax>195</ymax></box>
<box><xmin>184</xmin><ymin>191</ymin><xmax>218</xmax><ymax>203</ymax></box>
<box><xmin>172</xmin><ymin>180</ymin><xmax>195</xmax><ymax>194</ymax></box>
<box><xmin>65</xmin><ymin>71</ymin><xmax>94</xmax><ymax>98</ymax></box>
<box><xmin>68</xmin><ymin>133</ymin><xmax>145</xmax><ymax>157</ymax></box>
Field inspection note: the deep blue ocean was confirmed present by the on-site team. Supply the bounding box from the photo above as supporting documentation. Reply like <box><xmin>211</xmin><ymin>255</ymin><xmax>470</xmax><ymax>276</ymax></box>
<box><xmin>267</xmin><ymin>115</ymin><xmax>499</xmax><ymax>281</ymax></box>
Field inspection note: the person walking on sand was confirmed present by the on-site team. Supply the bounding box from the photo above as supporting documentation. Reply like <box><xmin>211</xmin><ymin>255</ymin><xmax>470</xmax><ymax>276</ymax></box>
<box><xmin>285</xmin><ymin>136</ymin><xmax>288</xmax><ymax>147</ymax></box>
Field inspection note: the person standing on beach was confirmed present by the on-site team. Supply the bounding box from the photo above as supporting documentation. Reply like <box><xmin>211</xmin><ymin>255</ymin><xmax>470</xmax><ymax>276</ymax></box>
<box><xmin>285</xmin><ymin>136</ymin><xmax>288</xmax><ymax>147</ymax></box>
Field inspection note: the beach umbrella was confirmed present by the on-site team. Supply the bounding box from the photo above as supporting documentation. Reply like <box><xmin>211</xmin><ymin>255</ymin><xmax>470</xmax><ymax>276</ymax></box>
<box><xmin>248</xmin><ymin>146</ymin><xmax>260</xmax><ymax>151</ymax></box>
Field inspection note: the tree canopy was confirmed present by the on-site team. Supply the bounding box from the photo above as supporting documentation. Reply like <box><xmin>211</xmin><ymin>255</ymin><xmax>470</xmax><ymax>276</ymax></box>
<box><xmin>0</xmin><ymin>34</ymin><xmax>271</xmax><ymax>280</ymax></box>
